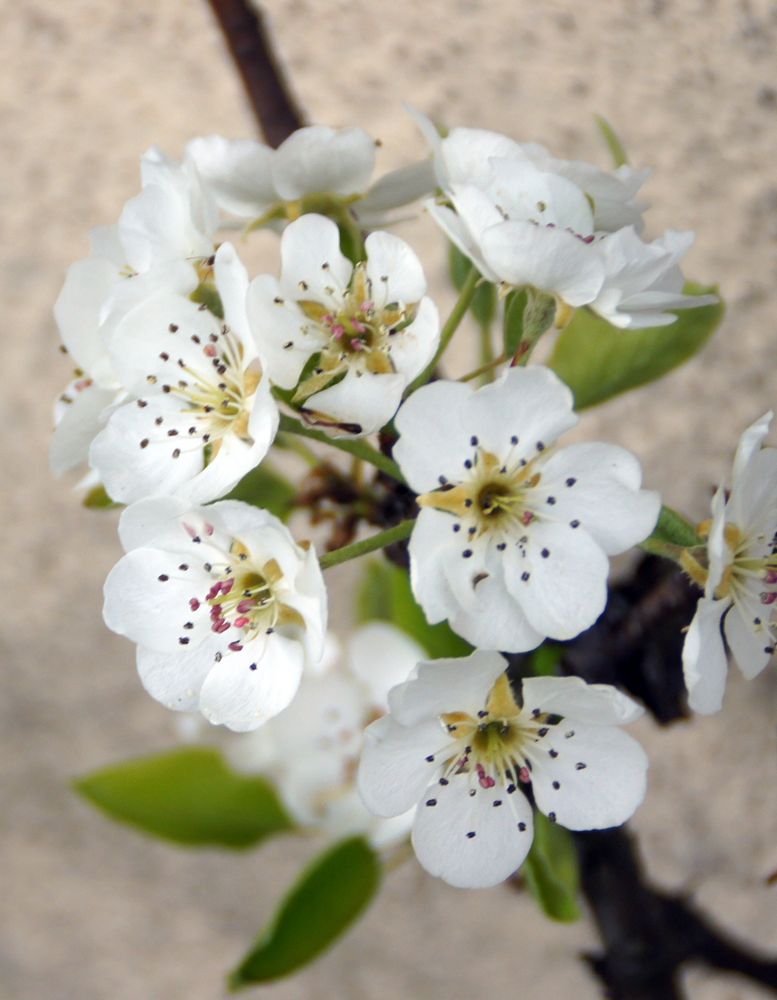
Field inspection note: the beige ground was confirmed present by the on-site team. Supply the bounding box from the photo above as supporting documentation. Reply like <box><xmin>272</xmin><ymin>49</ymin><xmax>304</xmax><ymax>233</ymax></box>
<box><xmin>2</xmin><ymin>0</ymin><xmax>777</xmax><ymax>997</ymax></box>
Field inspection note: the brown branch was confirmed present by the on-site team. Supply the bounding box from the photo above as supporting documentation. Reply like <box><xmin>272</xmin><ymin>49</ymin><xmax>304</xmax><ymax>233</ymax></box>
<box><xmin>206</xmin><ymin>0</ymin><xmax>305</xmax><ymax>146</ymax></box>
<box><xmin>576</xmin><ymin>827</ymin><xmax>777</xmax><ymax>999</ymax></box>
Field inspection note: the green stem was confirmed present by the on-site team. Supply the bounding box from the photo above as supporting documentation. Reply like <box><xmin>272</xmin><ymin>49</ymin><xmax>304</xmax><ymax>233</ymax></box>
<box><xmin>513</xmin><ymin>289</ymin><xmax>557</xmax><ymax>366</ymax></box>
<box><xmin>478</xmin><ymin>319</ymin><xmax>496</xmax><ymax>384</ymax></box>
<box><xmin>278</xmin><ymin>413</ymin><xmax>405</xmax><ymax>484</ymax></box>
<box><xmin>406</xmin><ymin>267</ymin><xmax>480</xmax><ymax>395</ymax></box>
<box><xmin>460</xmin><ymin>352</ymin><xmax>507</xmax><ymax>383</ymax></box>
<box><xmin>318</xmin><ymin>519</ymin><xmax>415</xmax><ymax>570</ymax></box>
<box><xmin>274</xmin><ymin>432</ymin><xmax>320</xmax><ymax>467</ymax></box>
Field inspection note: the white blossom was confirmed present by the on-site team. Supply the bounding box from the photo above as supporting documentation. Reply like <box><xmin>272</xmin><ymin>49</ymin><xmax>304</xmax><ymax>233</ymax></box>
<box><xmin>393</xmin><ymin>366</ymin><xmax>660</xmax><ymax>651</ymax></box>
<box><xmin>683</xmin><ymin>412</ymin><xmax>777</xmax><ymax>714</ymax></box>
<box><xmin>410</xmin><ymin>108</ymin><xmax>711</xmax><ymax>326</ymax></box>
<box><xmin>187</xmin><ymin>126</ymin><xmax>434</xmax><ymax>227</ymax></box>
<box><xmin>89</xmin><ymin>242</ymin><xmax>278</xmax><ymax>504</ymax></box>
<box><xmin>50</xmin><ymin>148</ymin><xmax>219</xmax><ymax>477</ymax></box>
<box><xmin>103</xmin><ymin>497</ymin><xmax>327</xmax><ymax>731</ymax></box>
<box><xmin>358</xmin><ymin>651</ymin><xmax>648</xmax><ymax>888</ymax></box>
<box><xmin>223</xmin><ymin>624</ymin><xmax>424</xmax><ymax>847</ymax></box>
<box><xmin>247</xmin><ymin>214</ymin><xmax>439</xmax><ymax>436</ymax></box>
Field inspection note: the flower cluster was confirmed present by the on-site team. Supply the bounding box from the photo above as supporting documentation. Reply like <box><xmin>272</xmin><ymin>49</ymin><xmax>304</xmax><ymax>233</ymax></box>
<box><xmin>53</xmin><ymin>112</ymin><xmax>771</xmax><ymax>894</ymax></box>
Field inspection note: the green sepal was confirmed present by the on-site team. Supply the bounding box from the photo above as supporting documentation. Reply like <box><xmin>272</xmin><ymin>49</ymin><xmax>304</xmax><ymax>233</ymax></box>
<box><xmin>223</xmin><ymin>462</ymin><xmax>296</xmax><ymax>521</ymax></box>
<box><xmin>448</xmin><ymin>243</ymin><xmax>496</xmax><ymax>330</ymax></box>
<box><xmin>594</xmin><ymin>114</ymin><xmax>629</xmax><ymax>167</ymax></box>
<box><xmin>548</xmin><ymin>284</ymin><xmax>724</xmax><ymax>410</ymax></box>
<box><xmin>190</xmin><ymin>282</ymin><xmax>224</xmax><ymax>319</ymax></box>
<box><xmin>74</xmin><ymin>747</ymin><xmax>293</xmax><ymax>848</ymax></box>
<box><xmin>83</xmin><ymin>484</ymin><xmax>122</xmax><ymax>510</ymax></box>
<box><xmin>523</xmin><ymin>811</ymin><xmax>581</xmax><ymax>923</ymax></box>
<box><xmin>357</xmin><ymin>558</ymin><xmax>472</xmax><ymax>659</ymax></box>
<box><xmin>649</xmin><ymin>504</ymin><xmax>703</xmax><ymax>549</ymax></box>
<box><xmin>228</xmin><ymin>836</ymin><xmax>381</xmax><ymax>988</ymax></box>
<box><xmin>502</xmin><ymin>287</ymin><xmax>528</xmax><ymax>356</ymax></box>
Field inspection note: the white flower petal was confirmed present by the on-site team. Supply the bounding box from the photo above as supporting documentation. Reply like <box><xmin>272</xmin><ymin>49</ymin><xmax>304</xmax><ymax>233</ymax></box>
<box><xmin>411</xmin><ymin>772</ymin><xmax>533</xmax><ymax>888</ymax></box>
<box><xmin>90</xmin><ymin>397</ymin><xmax>206</xmax><ymax>504</ymax></box>
<box><xmin>504</xmin><ymin>520</ymin><xmax>609</xmax><ymax>640</ymax></box>
<box><xmin>137</xmin><ymin>639</ymin><xmax>221</xmax><ymax>712</ymax></box>
<box><xmin>304</xmin><ymin>369</ymin><xmax>405</xmax><ymax>437</ymax></box>
<box><xmin>118</xmin><ymin>496</ymin><xmax>193</xmax><ymax>551</ymax></box>
<box><xmin>50</xmin><ymin>381</ymin><xmax>117</xmax><ymax>475</ymax></box>
<box><xmin>272</xmin><ymin>126</ymin><xmax>375</xmax><ymax>201</ymax></box>
<box><xmin>521</xmin><ymin>675</ymin><xmax>644</xmax><ymax>726</ymax></box>
<box><xmin>54</xmin><ymin>258</ymin><xmax>120</xmax><ymax>377</ymax></box>
<box><xmin>725</xmin><ymin>599</ymin><xmax>774</xmax><ymax>679</ymax></box>
<box><xmin>387</xmin><ymin>297</ymin><xmax>440</xmax><ymax>381</ymax></box>
<box><xmin>387</xmin><ymin>650</ymin><xmax>506</xmax><ymax>727</ymax></box>
<box><xmin>364</xmin><ymin>230</ymin><xmax>426</xmax><ymax>306</ymax></box>
<box><xmin>448</xmin><ymin>570</ymin><xmax>544</xmax><ymax>652</ymax></box>
<box><xmin>394</xmin><ymin>380</ymin><xmax>476</xmax><ymax>492</ymax></box>
<box><xmin>408</xmin><ymin>509</ymin><xmax>462</xmax><ymax>624</ymax></box>
<box><xmin>358</xmin><ymin>715</ymin><xmax>447</xmax><ymax>817</ymax></box>
<box><xmin>682</xmin><ymin>597</ymin><xmax>729</xmax><ymax>715</ymax></box>
<box><xmin>199</xmin><ymin>632</ymin><xmax>305</xmax><ymax>731</ymax></box>
<box><xmin>358</xmin><ymin>159</ymin><xmax>436</xmax><ymax>214</ymax></box>
<box><xmin>480</xmin><ymin>220</ymin><xmax>605</xmax><ymax>305</ymax></box>
<box><xmin>213</xmin><ymin>242</ymin><xmax>252</xmax><ymax>349</ymax></box>
<box><xmin>279</xmin><ymin>214</ymin><xmax>352</xmax><ymax>304</ymax></box>
<box><xmin>347</xmin><ymin>623</ymin><xmax>425</xmax><ymax>709</ymax></box>
<box><xmin>527</xmin><ymin>723</ymin><xmax>647</xmax><ymax>830</ymax></box>
<box><xmin>246</xmin><ymin>274</ymin><xmax>323</xmax><ymax>389</ymax></box>
<box><xmin>463</xmin><ymin>366</ymin><xmax>577</xmax><ymax>459</ymax></box>
<box><xmin>103</xmin><ymin>546</ymin><xmax>213</xmax><ymax>651</ymax></box>
<box><xmin>424</xmin><ymin>200</ymin><xmax>497</xmax><ymax>281</ymax></box>
<box><xmin>537</xmin><ymin>442</ymin><xmax>660</xmax><ymax>555</ymax></box>
<box><xmin>186</xmin><ymin>135</ymin><xmax>276</xmax><ymax>218</ymax></box>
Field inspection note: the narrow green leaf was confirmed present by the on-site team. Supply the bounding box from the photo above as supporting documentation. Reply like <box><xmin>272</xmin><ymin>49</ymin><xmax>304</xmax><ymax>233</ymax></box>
<box><xmin>523</xmin><ymin>812</ymin><xmax>581</xmax><ymax>923</ymax></box>
<box><xmin>502</xmin><ymin>287</ymin><xmax>528</xmax><ymax>355</ymax></box>
<box><xmin>83</xmin><ymin>484</ymin><xmax>121</xmax><ymax>510</ymax></box>
<box><xmin>229</xmin><ymin>836</ymin><xmax>381</xmax><ymax>987</ymax></box>
<box><xmin>548</xmin><ymin>285</ymin><xmax>724</xmax><ymax>410</ymax></box>
<box><xmin>357</xmin><ymin>559</ymin><xmax>472</xmax><ymax>659</ymax></box>
<box><xmin>223</xmin><ymin>462</ymin><xmax>296</xmax><ymax>520</ymax></box>
<box><xmin>448</xmin><ymin>243</ymin><xmax>496</xmax><ymax>330</ymax></box>
<box><xmin>650</xmin><ymin>504</ymin><xmax>703</xmax><ymax>548</ymax></box>
<box><xmin>594</xmin><ymin>114</ymin><xmax>629</xmax><ymax>168</ymax></box>
<box><xmin>75</xmin><ymin>747</ymin><xmax>293</xmax><ymax>848</ymax></box>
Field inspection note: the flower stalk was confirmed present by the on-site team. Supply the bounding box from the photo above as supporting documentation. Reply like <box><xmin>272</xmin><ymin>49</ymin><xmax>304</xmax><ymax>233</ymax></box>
<box><xmin>318</xmin><ymin>519</ymin><xmax>415</xmax><ymax>570</ymax></box>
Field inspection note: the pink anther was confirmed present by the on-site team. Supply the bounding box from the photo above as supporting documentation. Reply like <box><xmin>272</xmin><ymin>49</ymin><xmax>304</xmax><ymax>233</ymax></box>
<box><xmin>350</xmin><ymin>338</ymin><xmax>365</xmax><ymax>351</ymax></box>
<box><xmin>330</xmin><ymin>324</ymin><xmax>345</xmax><ymax>339</ymax></box>
<box><xmin>233</xmin><ymin>616</ymin><xmax>250</xmax><ymax>628</ymax></box>
<box><xmin>476</xmin><ymin>763</ymin><xmax>496</xmax><ymax>789</ymax></box>
<box><xmin>761</xmin><ymin>592</ymin><xmax>777</xmax><ymax>605</ymax></box>
<box><xmin>228</xmin><ymin>641</ymin><xmax>243</xmax><ymax>652</ymax></box>
<box><xmin>236</xmin><ymin>599</ymin><xmax>255</xmax><ymax>614</ymax></box>
<box><xmin>520</xmin><ymin>511</ymin><xmax>534</xmax><ymax>525</ymax></box>
<box><xmin>212</xmin><ymin>619</ymin><xmax>230</xmax><ymax>634</ymax></box>
<box><xmin>518</xmin><ymin>766</ymin><xmax>531</xmax><ymax>784</ymax></box>
<box><xmin>203</xmin><ymin>344</ymin><xmax>217</xmax><ymax>358</ymax></box>
<box><xmin>360</xmin><ymin>301</ymin><xmax>374</xmax><ymax>312</ymax></box>
<box><xmin>766</xmin><ymin>569</ymin><xmax>777</xmax><ymax>585</ymax></box>
<box><xmin>189</xmin><ymin>598</ymin><xmax>200</xmax><ymax>611</ymax></box>
<box><xmin>204</xmin><ymin>523</ymin><xmax>214</xmax><ymax>536</ymax></box>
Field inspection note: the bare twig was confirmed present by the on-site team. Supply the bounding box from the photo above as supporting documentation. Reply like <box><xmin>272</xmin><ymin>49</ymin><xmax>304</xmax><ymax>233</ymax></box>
<box><xmin>576</xmin><ymin>827</ymin><xmax>777</xmax><ymax>999</ymax></box>
<box><xmin>206</xmin><ymin>0</ymin><xmax>305</xmax><ymax>145</ymax></box>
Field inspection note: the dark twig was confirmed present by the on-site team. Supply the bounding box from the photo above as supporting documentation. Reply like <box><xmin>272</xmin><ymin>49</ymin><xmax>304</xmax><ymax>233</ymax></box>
<box><xmin>206</xmin><ymin>0</ymin><xmax>305</xmax><ymax>145</ymax></box>
<box><xmin>576</xmin><ymin>827</ymin><xmax>777</xmax><ymax>999</ymax></box>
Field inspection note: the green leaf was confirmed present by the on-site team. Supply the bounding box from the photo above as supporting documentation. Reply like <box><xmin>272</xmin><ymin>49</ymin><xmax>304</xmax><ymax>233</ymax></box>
<box><xmin>229</xmin><ymin>836</ymin><xmax>381</xmax><ymax>988</ymax></box>
<box><xmin>548</xmin><ymin>284</ymin><xmax>724</xmax><ymax>410</ymax></box>
<box><xmin>357</xmin><ymin>559</ymin><xmax>472</xmax><ymax>659</ymax></box>
<box><xmin>530</xmin><ymin>643</ymin><xmax>562</xmax><ymax>677</ymax></box>
<box><xmin>75</xmin><ymin>747</ymin><xmax>293</xmax><ymax>848</ymax></box>
<box><xmin>502</xmin><ymin>288</ymin><xmax>528</xmax><ymax>356</ymax></box>
<box><xmin>448</xmin><ymin>243</ymin><xmax>496</xmax><ymax>330</ymax></box>
<box><xmin>223</xmin><ymin>462</ymin><xmax>296</xmax><ymax>520</ymax></box>
<box><xmin>83</xmin><ymin>484</ymin><xmax>122</xmax><ymax>510</ymax></box>
<box><xmin>523</xmin><ymin>812</ymin><xmax>581</xmax><ymax>922</ymax></box>
<box><xmin>594</xmin><ymin>114</ymin><xmax>629</xmax><ymax>167</ymax></box>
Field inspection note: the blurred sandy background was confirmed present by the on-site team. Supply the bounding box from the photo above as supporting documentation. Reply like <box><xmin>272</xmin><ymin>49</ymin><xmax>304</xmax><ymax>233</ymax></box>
<box><xmin>2</xmin><ymin>0</ymin><xmax>777</xmax><ymax>997</ymax></box>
